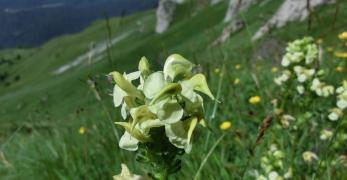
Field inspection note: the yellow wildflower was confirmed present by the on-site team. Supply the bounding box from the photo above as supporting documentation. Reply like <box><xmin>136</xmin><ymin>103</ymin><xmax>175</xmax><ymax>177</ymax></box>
<box><xmin>271</xmin><ymin>67</ymin><xmax>279</xmax><ymax>73</ymax></box>
<box><xmin>79</xmin><ymin>126</ymin><xmax>86</xmax><ymax>135</ymax></box>
<box><xmin>249</xmin><ymin>96</ymin><xmax>261</xmax><ymax>105</ymax></box>
<box><xmin>235</xmin><ymin>64</ymin><xmax>241</xmax><ymax>69</ymax></box>
<box><xmin>338</xmin><ymin>32</ymin><xmax>347</xmax><ymax>40</ymax></box>
<box><xmin>220</xmin><ymin>121</ymin><xmax>232</xmax><ymax>130</ymax></box>
<box><xmin>336</xmin><ymin>66</ymin><xmax>344</xmax><ymax>72</ymax></box>
<box><xmin>316</xmin><ymin>38</ymin><xmax>323</xmax><ymax>44</ymax></box>
<box><xmin>335</xmin><ymin>52</ymin><xmax>347</xmax><ymax>59</ymax></box>
<box><xmin>234</xmin><ymin>78</ymin><xmax>240</xmax><ymax>85</ymax></box>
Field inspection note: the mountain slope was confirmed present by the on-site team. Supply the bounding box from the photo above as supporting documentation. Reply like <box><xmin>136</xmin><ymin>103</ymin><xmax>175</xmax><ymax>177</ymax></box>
<box><xmin>0</xmin><ymin>1</ymin><xmax>346</xmax><ymax>179</ymax></box>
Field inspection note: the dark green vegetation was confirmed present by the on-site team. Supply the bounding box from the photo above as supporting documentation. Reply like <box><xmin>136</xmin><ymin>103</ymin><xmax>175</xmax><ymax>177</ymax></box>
<box><xmin>0</xmin><ymin>0</ymin><xmax>346</xmax><ymax>179</ymax></box>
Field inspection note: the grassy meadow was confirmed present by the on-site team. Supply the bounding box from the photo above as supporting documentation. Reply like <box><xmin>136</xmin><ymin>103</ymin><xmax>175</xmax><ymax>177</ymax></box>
<box><xmin>0</xmin><ymin>0</ymin><xmax>347</xmax><ymax>179</ymax></box>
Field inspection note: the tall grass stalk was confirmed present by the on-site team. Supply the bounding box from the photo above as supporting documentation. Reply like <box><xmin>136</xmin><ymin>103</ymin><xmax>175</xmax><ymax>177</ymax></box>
<box><xmin>194</xmin><ymin>133</ymin><xmax>226</xmax><ymax>180</ymax></box>
<box><xmin>204</xmin><ymin>66</ymin><xmax>225</xmax><ymax>150</ymax></box>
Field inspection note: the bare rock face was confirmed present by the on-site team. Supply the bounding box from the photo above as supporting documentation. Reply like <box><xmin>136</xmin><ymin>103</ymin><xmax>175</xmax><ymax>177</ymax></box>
<box><xmin>211</xmin><ymin>21</ymin><xmax>244</xmax><ymax>46</ymax></box>
<box><xmin>210</xmin><ymin>0</ymin><xmax>223</xmax><ymax>5</ymax></box>
<box><xmin>252</xmin><ymin>0</ymin><xmax>335</xmax><ymax>41</ymax></box>
<box><xmin>155</xmin><ymin>0</ymin><xmax>185</xmax><ymax>34</ymax></box>
<box><xmin>224</xmin><ymin>0</ymin><xmax>257</xmax><ymax>23</ymax></box>
<box><xmin>212</xmin><ymin>0</ymin><xmax>256</xmax><ymax>46</ymax></box>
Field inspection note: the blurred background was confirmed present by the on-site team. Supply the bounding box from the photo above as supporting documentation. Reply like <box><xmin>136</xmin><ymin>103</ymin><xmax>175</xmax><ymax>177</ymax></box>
<box><xmin>0</xmin><ymin>0</ymin><xmax>346</xmax><ymax>179</ymax></box>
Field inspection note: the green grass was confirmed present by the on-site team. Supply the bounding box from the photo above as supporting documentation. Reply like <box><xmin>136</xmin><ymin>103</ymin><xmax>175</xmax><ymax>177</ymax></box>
<box><xmin>1</xmin><ymin>0</ymin><xmax>347</xmax><ymax>179</ymax></box>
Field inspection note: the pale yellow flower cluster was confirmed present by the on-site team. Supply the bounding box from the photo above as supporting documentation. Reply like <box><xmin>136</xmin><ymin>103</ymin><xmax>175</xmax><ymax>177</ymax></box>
<box><xmin>329</xmin><ymin>81</ymin><xmax>347</xmax><ymax>121</ymax></box>
<box><xmin>111</xmin><ymin>54</ymin><xmax>214</xmax><ymax>152</ymax></box>
<box><xmin>275</xmin><ymin>37</ymin><xmax>335</xmax><ymax>97</ymax></box>
<box><xmin>251</xmin><ymin>144</ymin><xmax>292</xmax><ymax>180</ymax></box>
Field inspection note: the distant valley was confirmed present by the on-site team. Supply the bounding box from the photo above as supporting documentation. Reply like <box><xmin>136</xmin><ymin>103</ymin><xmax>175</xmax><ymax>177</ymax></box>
<box><xmin>0</xmin><ymin>0</ymin><xmax>157</xmax><ymax>49</ymax></box>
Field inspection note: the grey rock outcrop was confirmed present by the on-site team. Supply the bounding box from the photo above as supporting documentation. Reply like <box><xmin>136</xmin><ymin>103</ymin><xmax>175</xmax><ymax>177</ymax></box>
<box><xmin>210</xmin><ymin>0</ymin><xmax>223</xmax><ymax>5</ymax></box>
<box><xmin>252</xmin><ymin>0</ymin><xmax>336</xmax><ymax>41</ymax></box>
<box><xmin>224</xmin><ymin>0</ymin><xmax>257</xmax><ymax>23</ymax></box>
<box><xmin>155</xmin><ymin>0</ymin><xmax>185</xmax><ymax>34</ymax></box>
<box><xmin>212</xmin><ymin>0</ymin><xmax>257</xmax><ymax>46</ymax></box>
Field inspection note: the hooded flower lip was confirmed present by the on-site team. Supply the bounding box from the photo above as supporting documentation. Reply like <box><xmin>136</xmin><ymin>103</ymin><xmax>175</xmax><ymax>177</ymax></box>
<box><xmin>112</xmin><ymin>55</ymin><xmax>214</xmax><ymax>153</ymax></box>
<box><xmin>111</xmin><ymin>71</ymin><xmax>144</xmax><ymax>100</ymax></box>
<box><xmin>163</xmin><ymin>54</ymin><xmax>195</xmax><ymax>82</ymax></box>
<box><xmin>143</xmin><ymin>72</ymin><xmax>166</xmax><ymax>99</ymax></box>
<box><xmin>111</xmin><ymin>71</ymin><xmax>143</xmax><ymax>107</ymax></box>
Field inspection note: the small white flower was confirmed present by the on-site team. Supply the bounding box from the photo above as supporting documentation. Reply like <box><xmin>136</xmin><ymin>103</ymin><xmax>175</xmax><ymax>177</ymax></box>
<box><xmin>268</xmin><ymin>171</ymin><xmax>283</xmax><ymax>180</ymax></box>
<box><xmin>284</xmin><ymin>168</ymin><xmax>293</xmax><ymax>179</ymax></box>
<box><xmin>328</xmin><ymin>108</ymin><xmax>343</xmax><ymax>121</ymax></box>
<box><xmin>321</xmin><ymin>85</ymin><xmax>335</xmax><ymax>97</ymax></box>
<box><xmin>274</xmin><ymin>150</ymin><xmax>285</xmax><ymax>159</ymax></box>
<box><xmin>281</xmin><ymin>56</ymin><xmax>290</xmax><ymax>67</ymax></box>
<box><xmin>302</xmin><ymin>151</ymin><xmax>318</xmax><ymax>163</ymax></box>
<box><xmin>296</xmin><ymin>85</ymin><xmax>305</xmax><ymax>94</ymax></box>
<box><xmin>294</xmin><ymin>66</ymin><xmax>315</xmax><ymax>83</ymax></box>
<box><xmin>257</xmin><ymin>175</ymin><xmax>268</xmax><ymax>180</ymax></box>
<box><xmin>320</xmin><ymin>129</ymin><xmax>333</xmax><ymax>140</ymax></box>
<box><xmin>337</xmin><ymin>99</ymin><xmax>347</xmax><ymax>109</ymax></box>
<box><xmin>274</xmin><ymin>70</ymin><xmax>291</xmax><ymax>85</ymax></box>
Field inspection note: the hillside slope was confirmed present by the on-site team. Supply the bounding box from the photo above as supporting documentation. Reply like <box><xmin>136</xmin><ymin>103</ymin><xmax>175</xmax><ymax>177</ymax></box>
<box><xmin>0</xmin><ymin>1</ymin><xmax>346</xmax><ymax>179</ymax></box>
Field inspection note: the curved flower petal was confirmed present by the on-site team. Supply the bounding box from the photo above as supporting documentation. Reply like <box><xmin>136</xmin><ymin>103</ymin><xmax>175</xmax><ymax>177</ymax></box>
<box><xmin>143</xmin><ymin>72</ymin><xmax>166</xmax><ymax>99</ymax></box>
<box><xmin>113</xmin><ymin>85</ymin><xmax>127</xmax><ymax>107</ymax></box>
<box><xmin>165</xmin><ymin>122</ymin><xmax>187</xmax><ymax>150</ymax></box>
<box><xmin>157</xmin><ymin>99</ymin><xmax>183</xmax><ymax>124</ymax></box>
<box><xmin>119</xmin><ymin>132</ymin><xmax>139</xmax><ymax>151</ymax></box>
<box><xmin>113</xmin><ymin>163</ymin><xmax>149</xmax><ymax>180</ymax></box>
<box><xmin>115</xmin><ymin>122</ymin><xmax>152</xmax><ymax>142</ymax></box>
<box><xmin>124</xmin><ymin>71</ymin><xmax>141</xmax><ymax>82</ymax></box>
<box><xmin>111</xmin><ymin>71</ymin><xmax>144</xmax><ymax>100</ymax></box>
<box><xmin>130</xmin><ymin>105</ymin><xmax>157</xmax><ymax>128</ymax></box>
<box><xmin>139</xmin><ymin>119</ymin><xmax>164</xmax><ymax>130</ymax></box>
<box><xmin>165</xmin><ymin>117</ymin><xmax>198</xmax><ymax>153</ymax></box>
<box><xmin>163</xmin><ymin>54</ymin><xmax>194</xmax><ymax>81</ymax></box>
<box><xmin>187</xmin><ymin>117</ymin><xmax>198</xmax><ymax>144</ymax></box>
<box><xmin>121</xmin><ymin>103</ymin><xmax>127</xmax><ymax>120</ymax></box>
<box><xmin>181</xmin><ymin>74</ymin><xmax>215</xmax><ymax>100</ymax></box>
<box><xmin>150</xmin><ymin>83</ymin><xmax>182</xmax><ymax>104</ymax></box>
